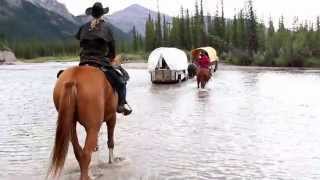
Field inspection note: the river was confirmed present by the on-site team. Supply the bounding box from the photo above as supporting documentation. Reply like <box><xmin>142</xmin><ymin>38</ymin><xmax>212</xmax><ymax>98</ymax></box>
<box><xmin>0</xmin><ymin>62</ymin><xmax>320</xmax><ymax>179</ymax></box>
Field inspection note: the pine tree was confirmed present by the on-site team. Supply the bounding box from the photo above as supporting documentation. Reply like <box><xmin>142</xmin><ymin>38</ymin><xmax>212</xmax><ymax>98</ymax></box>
<box><xmin>155</xmin><ymin>11</ymin><xmax>162</xmax><ymax>47</ymax></box>
<box><xmin>268</xmin><ymin>17</ymin><xmax>275</xmax><ymax>37</ymax></box>
<box><xmin>138</xmin><ymin>34</ymin><xmax>144</xmax><ymax>51</ymax></box>
<box><xmin>185</xmin><ymin>9</ymin><xmax>192</xmax><ymax>49</ymax></box>
<box><xmin>145</xmin><ymin>13</ymin><xmax>156</xmax><ymax>52</ymax></box>
<box><xmin>257</xmin><ymin>19</ymin><xmax>266</xmax><ymax>51</ymax></box>
<box><xmin>238</xmin><ymin>10</ymin><xmax>247</xmax><ymax>49</ymax></box>
<box><xmin>162</xmin><ymin>15</ymin><xmax>169</xmax><ymax>46</ymax></box>
<box><xmin>316</xmin><ymin>16</ymin><xmax>320</xmax><ymax>44</ymax></box>
<box><xmin>179</xmin><ymin>7</ymin><xmax>186</xmax><ymax>48</ymax></box>
<box><xmin>247</xmin><ymin>0</ymin><xmax>258</xmax><ymax>56</ymax></box>
<box><xmin>220</xmin><ymin>0</ymin><xmax>226</xmax><ymax>40</ymax></box>
<box><xmin>317</xmin><ymin>16</ymin><xmax>320</xmax><ymax>32</ymax></box>
<box><xmin>292</xmin><ymin>16</ymin><xmax>299</xmax><ymax>32</ymax></box>
<box><xmin>225</xmin><ymin>20</ymin><xmax>232</xmax><ymax>45</ymax></box>
<box><xmin>192</xmin><ymin>0</ymin><xmax>200</xmax><ymax>48</ymax></box>
<box><xmin>169</xmin><ymin>17</ymin><xmax>180</xmax><ymax>46</ymax></box>
<box><xmin>232</xmin><ymin>14</ymin><xmax>239</xmax><ymax>47</ymax></box>
<box><xmin>199</xmin><ymin>0</ymin><xmax>207</xmax><ymax>45</ymax></box>
<box><xmin>132</xmin><ymin>26</ymin><xmax>138</xmax><ymax>52</ymax></box>
<box><xmin>278</xmin><ymin>15</ymin><xmax>286</xmax><ymax>32</ymax></box>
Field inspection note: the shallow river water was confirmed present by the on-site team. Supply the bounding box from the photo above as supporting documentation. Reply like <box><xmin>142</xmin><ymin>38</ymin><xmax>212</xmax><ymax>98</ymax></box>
<box><xmin>0</xmin><ymin>62</ymin><xmax>320</xmax><ymax>180</ymax></box>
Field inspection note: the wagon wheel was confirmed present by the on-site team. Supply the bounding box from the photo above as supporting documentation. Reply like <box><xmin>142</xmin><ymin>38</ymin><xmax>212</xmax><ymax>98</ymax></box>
<box><xmin>187</xmin><ymin>63</ymin><xmax>197</xmax><ymax>78</ymax></box>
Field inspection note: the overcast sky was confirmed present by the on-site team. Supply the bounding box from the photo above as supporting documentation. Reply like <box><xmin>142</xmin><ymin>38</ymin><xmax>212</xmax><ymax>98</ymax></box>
<box><xmin>58</xmin><ymin>0</ymin><xmax>320</xmax><ymax>24</ymax></box>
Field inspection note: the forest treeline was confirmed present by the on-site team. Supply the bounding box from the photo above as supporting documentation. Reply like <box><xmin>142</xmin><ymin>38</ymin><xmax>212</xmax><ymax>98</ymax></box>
<box><xmin>1</xmin><ymin>0</ymin><xmax>320</xmax><ymax>67</ymax></box>
<box><xmin>137</xmin><ymin>0</ymin><xmax>320</xmax><ymax>67</ymax></box>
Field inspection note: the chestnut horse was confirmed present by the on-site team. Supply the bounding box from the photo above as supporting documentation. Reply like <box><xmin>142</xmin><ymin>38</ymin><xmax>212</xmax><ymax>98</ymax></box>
<box><xmin>197</xmin><ymin>68</ymin><xmax>211</xmax><ymax>89</ymax></box>
<box><xmin>49</xmin><ymin>56</ymin><xmax>122</xmax><ymax>180</ymax></box>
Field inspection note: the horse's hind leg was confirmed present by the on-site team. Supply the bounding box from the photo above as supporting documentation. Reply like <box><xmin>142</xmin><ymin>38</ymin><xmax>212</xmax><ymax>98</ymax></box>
<box><xmin>71</xmin><ymin>122</ymin><xmax>83</xmax><ymax>166</ymax></box>
<box><xmin>79</xmin><ymin>129</ymin><xmax>99</xmax><ymax>180</ymax></box>
<box><xmin>201</xmin><ymin>81</ymin><xmax>206</xmax><ymax>89</ymax></box>
<box><xmin>106</xmin><ymin>114</ymin><xmax>116</xmax><ymax>163</ymax></box>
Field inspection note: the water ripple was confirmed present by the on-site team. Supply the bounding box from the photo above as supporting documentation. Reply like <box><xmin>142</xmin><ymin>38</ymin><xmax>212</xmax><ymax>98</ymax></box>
<box><xmin>1</xmin><ymin>63</ymin><xmax>320</xmax><ymax>179</ymax></box>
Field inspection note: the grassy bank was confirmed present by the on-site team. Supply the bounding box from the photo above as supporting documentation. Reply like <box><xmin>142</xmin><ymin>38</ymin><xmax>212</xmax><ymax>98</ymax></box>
<box><xmin>19</xmin><ymin>52</ymin><xmax>148</xmax><ymax>63</ymax></box>
<box><xmin>20</xmin><ymin>55</ymin><xmax>79</xmax><ymax>63</ymax></box>
<box><xmin>119</xmin><ymin>52</ymin><xmax>148</xmax><ymax>62</ymax></box>
<box><xmin>223</xmin><ymin>49</ymin><xmax>320</xmax><ymax>68</ymax></box>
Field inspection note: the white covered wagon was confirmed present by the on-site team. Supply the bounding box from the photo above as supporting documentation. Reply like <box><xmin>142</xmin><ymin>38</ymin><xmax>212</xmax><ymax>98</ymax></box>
<box><xmin>148</xmin><ymin>47</ymin><xmax>188</xmax><ymax>83</ymax></box>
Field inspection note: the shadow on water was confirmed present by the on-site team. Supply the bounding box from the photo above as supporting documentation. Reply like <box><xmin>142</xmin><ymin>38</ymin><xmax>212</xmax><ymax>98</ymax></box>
<box><xmin>197</xmin><ymin>89</ymin><xmax>210</xmax><ymax>100</ymax></box>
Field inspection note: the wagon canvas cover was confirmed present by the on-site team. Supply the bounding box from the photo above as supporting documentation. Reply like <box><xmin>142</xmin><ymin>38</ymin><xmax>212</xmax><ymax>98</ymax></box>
<box><xmin>148</xmin><ymin>47</ymin><xmax>188</xmax><ymax>71</ymax></box>
<box><xmin>191</xmin><ymin>47</ymin><xmax>219</xmax><ymax>62</ymax></box>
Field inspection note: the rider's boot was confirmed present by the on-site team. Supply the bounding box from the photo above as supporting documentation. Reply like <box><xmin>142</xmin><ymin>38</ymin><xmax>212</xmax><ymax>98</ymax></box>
<box><xmin>116</xmin><ymin>85</ymin><xmax>132</xmax><ymax>116</ymax></box>
<box><xmin>117</xmin><ymin>103</ymin><xmax>132</xmax><ymax>116</ymax></box>
<box><xmin>102</xmin><ymin>67</ymin><xmax>132</xmax><ymax>115</ymax></box>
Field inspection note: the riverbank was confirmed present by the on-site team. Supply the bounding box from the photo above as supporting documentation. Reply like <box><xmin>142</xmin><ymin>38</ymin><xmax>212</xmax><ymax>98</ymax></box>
<box><xmin>17</xmin><ymin>53</ymin><xmax>147</xmax><ymax>63</ymax></box>
<box><xmin>118</xmin><ymin>61</ymin><xmax>320</xmax><ymax>71</ymax></box>
<box><xmin>218</xmin><ymin>62</ymin><xmax>320</xmax><ymax>71</ymax></box>
<box><xmin>8</xmin><ymin>57</ymin><xmax>320</xmax><ymax>71</ymax></box>
<box><xmin>19</xmin><ymin>55</ymin><xmax>78</xmax><ymax>63</ymax></box>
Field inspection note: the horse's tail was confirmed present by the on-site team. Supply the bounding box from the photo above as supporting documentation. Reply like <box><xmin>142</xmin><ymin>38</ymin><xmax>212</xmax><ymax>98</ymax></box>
<box><xmin>49</xmin><ymin>81</ymin><xmax>77</xmax><ymax>176</ymax></box>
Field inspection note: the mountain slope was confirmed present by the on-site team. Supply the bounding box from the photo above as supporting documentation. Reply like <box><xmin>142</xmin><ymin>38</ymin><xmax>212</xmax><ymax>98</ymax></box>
<box><xmin>0</xmin><ymin>0</ymin><xmax>77</xmax><ymax>40</ymax></box>
<box><xmin>75</xmin><ymin>15</ymin><xmax>131</xmax><ymax>41</ymax></box>
<box><xmin>108</xmin><ymin>4</ymin><xmax>172</xmax><ymax>36</ymax></box>
<box><xmin>25</xmin><ymin>0</ymin><xmax>77</xmax><ymax>24</ymax></box>
<box><xmin>0</xmin><ymin>0</ymin><xmax>131</xmax><ymax>41</ymax></box>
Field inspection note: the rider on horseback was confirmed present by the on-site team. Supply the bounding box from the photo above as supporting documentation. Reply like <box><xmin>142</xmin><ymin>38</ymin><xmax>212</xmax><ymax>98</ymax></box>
<box><xmin>196</xmin><ymin>51</ymin><xmax>211</xmax><ymax>69</ymax></box>
<box><xmin>75</xmin><ymin>2</ymin><xmax>132</xmax><ymax>115</ymax></box>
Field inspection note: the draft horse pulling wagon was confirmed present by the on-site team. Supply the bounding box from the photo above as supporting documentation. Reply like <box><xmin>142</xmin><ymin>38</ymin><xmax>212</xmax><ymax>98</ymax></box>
<box><xmin>188</xmin><ymin>47</ymin><xmax>219</xmax><ymax>88</ymax></box>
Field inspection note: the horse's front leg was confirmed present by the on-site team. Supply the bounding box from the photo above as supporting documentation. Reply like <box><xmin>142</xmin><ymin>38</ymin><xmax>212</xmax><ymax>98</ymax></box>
<box><xmin>106</xmin><ymin>114</ymin><xmax>116</xmax><ymax>163</ymax></box>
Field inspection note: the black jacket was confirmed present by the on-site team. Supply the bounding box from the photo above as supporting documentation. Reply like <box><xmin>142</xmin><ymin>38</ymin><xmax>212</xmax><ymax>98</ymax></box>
<box><xmin>76</xmin><ymin>20</ymin><xmax>115</xmax><ymax>63</ymax></box>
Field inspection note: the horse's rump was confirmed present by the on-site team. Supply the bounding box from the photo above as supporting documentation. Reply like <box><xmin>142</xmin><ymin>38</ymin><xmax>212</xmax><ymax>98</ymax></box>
<box><xmin>196</xmin><ymin>68</ymin><xmax>211</xmax><ymax>89</ymax></box>
<box><xmin>60</xmin><ymin>66</ymin><xmax>118</xmax><ymax>115</ymax></box>
<box><xmin>197</xmin><ymin>68</ymin><xmax>211</xmax><ymax>81</ymax></box>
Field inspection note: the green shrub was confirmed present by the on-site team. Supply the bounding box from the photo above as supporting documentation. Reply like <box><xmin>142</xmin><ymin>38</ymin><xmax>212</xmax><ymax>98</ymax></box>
<box><xmin>228</xmin><ymin>49</ymin><xmax>252</xmax><ymax>65</ymax></box>
<box><xmin>304</xmin><ymin>57</ymin><xmax>320</xmax><ymax>67</ymax></box>
<box><xmin>8</xmin><ymin>40</ymin><xmax>79</xmax><ymax>59</ymax></box>
<box><xmin>252</xmin><ymin>52</ymin><xmax>267</xmax><ymax>66</ymax></box>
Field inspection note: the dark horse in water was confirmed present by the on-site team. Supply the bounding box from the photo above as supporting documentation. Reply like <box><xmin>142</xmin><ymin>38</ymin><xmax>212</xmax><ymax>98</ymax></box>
<box><xmin>188</xmin><ymin>62</ymin><xmax>217</xmax><ymax>89</ymax></box>
<box><xmin>197</xmin><ymin>68</ymin><xmax>211</xmax><ymax>89</ymax></box>
<box><xmin>49</xmin><ymin>56</ymin><xmax>123</xmax><ymax>180</ymax></box>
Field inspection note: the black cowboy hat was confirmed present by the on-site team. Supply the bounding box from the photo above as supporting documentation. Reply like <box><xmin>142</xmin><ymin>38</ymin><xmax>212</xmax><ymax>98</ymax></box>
<box><xmin>85</xmin><ymin>2</ymin><xmax>109</xmax><ymax>18</ymax></box>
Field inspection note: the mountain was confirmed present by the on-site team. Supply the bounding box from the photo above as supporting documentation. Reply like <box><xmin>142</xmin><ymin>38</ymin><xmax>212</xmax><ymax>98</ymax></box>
<box><xmin>0</xmin><ymin>0</ymin><xmax>131</xmax><ymax>41</ymax></box>
<box><xmin>0</xmin><ymin>0</ymin><xmax>77</xmax><ymax>40</ymax></box>
<box><xmin>25</xmin><ymin>0</ymin><xmax>77</xmax><ymax>24</ymax></box>
<box><xmin>75</xmin><ymin>15</ymin><xmax>131</xmax><ymax>41</ymax></box>
<box><xmin>107</xmin><ymin>4</ymin><xmax>172</xmax><ymax>36</ymax></box>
